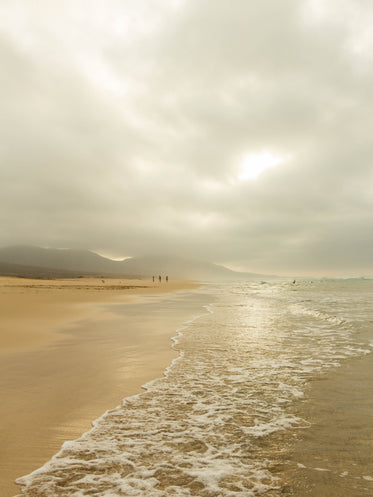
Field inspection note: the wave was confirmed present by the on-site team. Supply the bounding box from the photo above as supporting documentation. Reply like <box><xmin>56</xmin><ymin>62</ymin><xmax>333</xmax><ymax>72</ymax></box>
<box><xmin>16</xmin><ymin>281</ymin><xmax>372</xmax><ymax>496</ymax></box>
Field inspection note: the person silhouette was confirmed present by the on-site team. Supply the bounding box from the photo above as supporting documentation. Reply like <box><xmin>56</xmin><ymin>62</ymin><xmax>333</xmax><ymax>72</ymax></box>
<box><xmin>159</xmin><ymin>275</ymin><xmax>161</xmax><ymax>283</ymax></box>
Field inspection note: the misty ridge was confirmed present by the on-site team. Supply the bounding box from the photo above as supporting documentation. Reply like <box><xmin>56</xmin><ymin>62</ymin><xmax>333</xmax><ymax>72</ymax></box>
<box><xmin>0</xmin><ymin>246</ymin><xmax>278</xmax><ymax>281</ymax></box>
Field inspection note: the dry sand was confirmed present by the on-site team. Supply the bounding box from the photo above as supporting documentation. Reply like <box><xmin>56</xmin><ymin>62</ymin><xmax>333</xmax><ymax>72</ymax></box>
<box><xmin>0</xmin><ymin>277</ymin><xmax>199</xmax><ymax>497</ymax></box>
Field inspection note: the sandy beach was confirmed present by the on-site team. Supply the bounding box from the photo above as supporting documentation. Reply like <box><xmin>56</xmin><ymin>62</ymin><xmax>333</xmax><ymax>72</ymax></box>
<box><xmin>0</xmin><ymin>277</ymin><xmax>199</xmax><ymax>497</ymax></box>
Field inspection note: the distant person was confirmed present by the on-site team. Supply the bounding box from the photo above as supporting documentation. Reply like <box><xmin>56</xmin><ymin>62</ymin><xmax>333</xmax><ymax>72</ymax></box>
<box><xmin>159</xmin><ymin>275</ymin><xmax>161</xmax><ymax>283</ymax></box>
<box><xmin>152</xmin><ymin>276</ymin><xmax>155</xmax><ymax>282</ymax></box>
<box><xmin>166</xmin><ymin>275</ymin><xmax>168</xmax><ymax>283</ymax></box>
<box><xmin>292</xmin><ymin>280</ymin><xmax>296</xmax><ymax>284</ymax></box>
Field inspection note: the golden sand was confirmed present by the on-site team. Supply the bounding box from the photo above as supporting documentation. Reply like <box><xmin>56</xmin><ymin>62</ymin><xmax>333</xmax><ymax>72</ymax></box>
<box><xmin>0</xmin><ymin>276</ymin><xmax>199</xmax><ymax>497</ymax></box>
<box><xmin>0</xmin><ymin>276</ymin><xmax>196</xmax><ymax>353</ymax></box>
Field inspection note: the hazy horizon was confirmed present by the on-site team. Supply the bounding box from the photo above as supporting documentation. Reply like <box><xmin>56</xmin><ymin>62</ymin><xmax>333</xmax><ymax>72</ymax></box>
<box><xmin>1</xmin><ymin>0</ymin><xmax>373</xmax><ymax>277</ymax></box>
<box><xmin>1</xmin><ymin>244</ymin><xmax>372</xmax><ymax>279</ymax></box>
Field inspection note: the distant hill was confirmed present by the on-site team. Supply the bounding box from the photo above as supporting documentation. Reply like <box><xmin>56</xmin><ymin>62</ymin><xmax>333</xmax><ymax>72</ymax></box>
<box><xmin>0</xmin><ymin>261</ymin><xmax>92</xmax><ymax>279</ymax></box>
<box><xmin>118</xmin><ymin>254</ymin><xmax>263</xmax><ymax>281</ymax></box>
<box><xmin>0</xmin><ymin>246</ymin><xmax>276</xmax><ymax>281</ymax></box>
<box><xmin>0</xmin><ymin>246</ymin><xmax>124</xmax><ymax>275</ymax></box>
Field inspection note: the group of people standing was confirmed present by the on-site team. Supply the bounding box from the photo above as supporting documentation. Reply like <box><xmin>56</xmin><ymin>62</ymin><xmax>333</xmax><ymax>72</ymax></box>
<box><xmin>152</xmin><ymin>275</ymin><xmax>168</xmax><ymax>283</ymax></box>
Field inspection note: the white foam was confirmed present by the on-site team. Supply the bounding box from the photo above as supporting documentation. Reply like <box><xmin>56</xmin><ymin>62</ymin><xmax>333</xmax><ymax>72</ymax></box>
<box><xmin>277</xmin><ymin>382</ymin><xmax>304</xmax><ymax>398</ymax></box>
<box><xmin>16</xmin><ymin>280</ymin><xmax>373</xmax><ymax>496</ymax></box>
<box><xmin>242</xmin><ymin>414</ymin><xmax>306</xmax><ymax>438</ymax></box>
<box><xmin>290</xmin><ymin>303</ymin><xmax>346</xmax><ymax>326</ymax></box>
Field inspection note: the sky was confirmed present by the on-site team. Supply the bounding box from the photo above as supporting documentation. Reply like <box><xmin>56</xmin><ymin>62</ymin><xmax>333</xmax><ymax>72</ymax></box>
<box><xmin>0</xmin><ymin>0</ymin><xmax>372</xmax><ymax>276</ymax></box>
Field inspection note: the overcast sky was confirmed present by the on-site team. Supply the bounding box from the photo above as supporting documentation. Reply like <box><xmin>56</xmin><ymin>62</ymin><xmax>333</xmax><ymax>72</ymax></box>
<box><xmin>1</xmin><ymin>0</ymin><xmax>372</xmax><ymax>276</ymax></box>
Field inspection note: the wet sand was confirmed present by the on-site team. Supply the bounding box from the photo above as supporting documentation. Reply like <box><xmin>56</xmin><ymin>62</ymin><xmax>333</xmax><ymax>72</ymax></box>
<box><xmin>0</xmin><ymin>277</ymin><xmax>199</xmax><ymax>497</ymax></box>
<box><xmin>0</xmin><ymin>277</ymin><xmax>196</xmax><ymax>353</ymax></box>
<box><xmin>279</xmin><ymin>350</ymin><xmax>373</xmax><ymax>496</ymax></box>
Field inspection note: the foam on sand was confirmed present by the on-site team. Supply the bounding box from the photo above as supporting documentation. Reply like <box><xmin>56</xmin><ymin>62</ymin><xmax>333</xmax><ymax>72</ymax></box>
<box><xmin>16</xmin><ymin>280</ymin><xmax>372</xmax><ymax>496</ymax></box>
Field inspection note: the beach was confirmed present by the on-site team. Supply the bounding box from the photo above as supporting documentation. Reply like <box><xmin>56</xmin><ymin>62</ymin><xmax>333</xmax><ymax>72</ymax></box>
<box><xmin>0</xmin><ymin>277</ymin><xmax>200</xmax><ymax>497</ymax></box>
<box><xmin>3</xmin><ymin>278</ymin><xmax>373</xmax><ymax>496</ymax></box>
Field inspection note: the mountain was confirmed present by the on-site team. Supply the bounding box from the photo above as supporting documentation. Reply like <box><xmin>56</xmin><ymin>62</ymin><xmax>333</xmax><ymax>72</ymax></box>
<box><xmin>0</xmin><ymin>246</ymin><xmax>275</xmax><ymax>281</ymax></box>
<box><xmin>0</xmin><ymin>261</ymin><xmax>92</xmax><ymax>279</ymax></box>
<box><xmin>118</xmin><ymin>254</ymin><xmax>257</xmax><ymax>281</ymax></box>
<box><xmin>0</xmin><ymin>245</ymin><xmax>123</xmax><ymax>276</ymax></box>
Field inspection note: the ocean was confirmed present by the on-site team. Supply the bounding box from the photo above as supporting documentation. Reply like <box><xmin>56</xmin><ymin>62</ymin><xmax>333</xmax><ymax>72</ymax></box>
<box><xmin>15</xmin><ymin>279</ymin><xmax>373</xmax><ymax>496</ymax></box>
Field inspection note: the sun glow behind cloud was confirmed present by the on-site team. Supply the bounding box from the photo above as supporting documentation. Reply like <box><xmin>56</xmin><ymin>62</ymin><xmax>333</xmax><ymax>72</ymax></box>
<box><xmin>1</xmin><ymin>0</ymin><xmax>373</xmax><ymax>275</ymax></box>
<box><xmin>237</xmin><ymin>151</ymin><xmax>288</xmax><ymax>181</ymax></box>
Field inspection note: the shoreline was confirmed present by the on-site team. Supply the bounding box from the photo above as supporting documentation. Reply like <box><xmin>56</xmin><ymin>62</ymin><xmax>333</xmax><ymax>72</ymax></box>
<box><xmin>0</xmin><ymin>276</ymin><xmax>201</xmax><ymax>497</ymax></box>
<box><xmin>0</xmin><ymin>276</ymin><xmax>198</xmax><ymax>354</ymax></box>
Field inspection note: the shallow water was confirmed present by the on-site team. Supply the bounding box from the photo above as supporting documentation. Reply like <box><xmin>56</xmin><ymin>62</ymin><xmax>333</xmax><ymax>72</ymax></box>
<box><xmin>15</xmin><ymin>279</ymin><xmax>373</xmax><ymax>496</ymax></box>
<box><xmin>0</xmin><ymin>290</ymin><xmax>207</xmax><ymax>497</ymax></box>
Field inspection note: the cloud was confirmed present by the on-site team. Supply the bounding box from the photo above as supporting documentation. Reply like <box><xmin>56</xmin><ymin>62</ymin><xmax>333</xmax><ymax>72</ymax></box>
<box><xmin>0</xmin><ymin>0</ymin><xmax>372</xmax><ymax>275</ymax></box>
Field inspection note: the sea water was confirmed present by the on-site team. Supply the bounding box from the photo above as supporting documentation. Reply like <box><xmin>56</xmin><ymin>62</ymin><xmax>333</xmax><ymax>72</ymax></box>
<box><xmin>16</xmin><ymin>279</ymin><xmax>373</xmax><ymax>496</ymax></box>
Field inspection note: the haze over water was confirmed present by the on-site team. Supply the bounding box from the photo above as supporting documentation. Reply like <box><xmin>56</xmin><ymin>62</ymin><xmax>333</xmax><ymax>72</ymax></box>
<box><xmin>16</xmin><ymin>279</ymin><xmax>373</xmax><ymax>496</ymax></box>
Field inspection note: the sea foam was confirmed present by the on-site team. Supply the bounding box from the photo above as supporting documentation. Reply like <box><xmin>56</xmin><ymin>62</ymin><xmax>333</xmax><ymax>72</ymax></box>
<box><xmin>16</xmin><ymin>280</ymin><xmax>372</xmax><ymax>496</ymax></box>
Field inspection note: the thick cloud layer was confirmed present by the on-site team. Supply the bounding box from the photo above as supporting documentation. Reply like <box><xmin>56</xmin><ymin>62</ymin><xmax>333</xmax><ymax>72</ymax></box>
<box><xmin>1</xmin><ymin>0</ymin><xmax>372</xmax><ymax>275</ymax></box>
